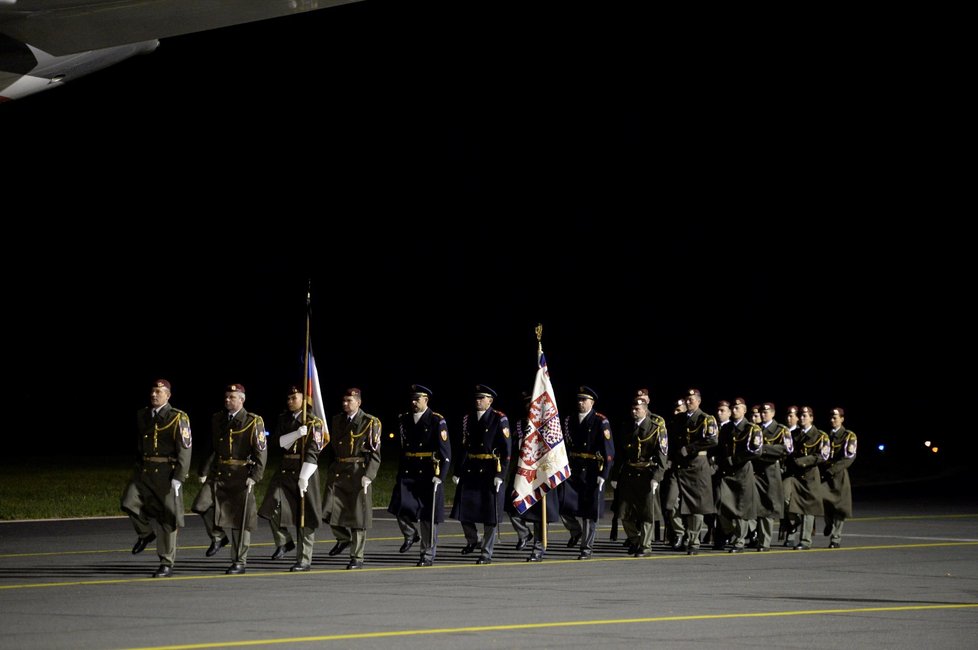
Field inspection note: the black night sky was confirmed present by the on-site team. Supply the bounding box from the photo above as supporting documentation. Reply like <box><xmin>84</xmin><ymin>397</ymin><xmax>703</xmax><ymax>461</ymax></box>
<box><xmin>2</xmin><ymin>2</ymin><xmax>966</xmax><ymax>465</ymax></box>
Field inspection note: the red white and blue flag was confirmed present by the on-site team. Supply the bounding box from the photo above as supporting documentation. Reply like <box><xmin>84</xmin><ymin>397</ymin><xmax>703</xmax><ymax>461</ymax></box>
<box><xmin>306</xmin><ymin>349</ymin><xmax>328</xmax><ymax>435</ymax></box>
<box><xmin>512</xmin><ymin>351</ymin><xmax>570</xmax><ymax>514</ymax></box>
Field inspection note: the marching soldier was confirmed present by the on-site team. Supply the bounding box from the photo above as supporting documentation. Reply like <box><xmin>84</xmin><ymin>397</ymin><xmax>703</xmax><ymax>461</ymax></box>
<box><xmin>450</xmin><ymin>384</ymin><xmax>511</xmax><ymax>565</ymax></box>
<box><xmin>504</xmin><ymin>392</ymin><xmax>536</xmax><ymax>553</ymax></box>
<box><xmin>753</xmin><ymin>402</ymin><xmax>792</xmax><ymax>551</ymax></box>
<box><xmin>322</xmin><ymin>388</ymin><xmax>382</xmax><ymax>569</ymax></box>
<box><xmin>821</xmin><ymin>407</ymin><xmax>857</xmax><ymax>548</ymax></box>
<box><xmin>704</xmin><ymin>400</ymin><xmax>732</xmax><ymax>549</ymax></box>
<box><xmin>611</xmin><ymin>396</ymin><xmax>668</xmax><ymax>556</ymax></box>
<box><xmin>258</xmin><ymin>386</ymin><xmax>327</xmax><ymax>571</ymax></box>
<box><xmin>387</xmin><ymin>385</ymin><xmax>451</xmax><ymax>567</ymax></box>
<box><xmin>716</xmin><ymin>398</ymin><xmax>763</xmax><ymax>552</ymax></box>
<box><xmin>191</xmin><ymin>383</ymin><xmax>267</xmax><ymax>574</ymax></box>
<box><xmin>559</xmin><ymin>386</ymin><xmax>614</xmax><ymax>560</ymax></box>
<box><xmin>665</xmin><ymin>388</ymin><xmax>719</xmax><ymax>555</ymax></box>
<box><xmin>783</xmin><ymin>405</ymin><xmax>830</xmax><ymax>550</ymax></box>
<box><xmin>121</xmin><ymin>379</ymin><xmax>192</xmax><ymax>578</ymax></box>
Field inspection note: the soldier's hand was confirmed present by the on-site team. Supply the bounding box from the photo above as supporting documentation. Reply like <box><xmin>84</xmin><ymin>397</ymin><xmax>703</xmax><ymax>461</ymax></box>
<box><xmin>361</xmin><ymin>476</ymin><xmax>372</xmax><ymax>491</ymax></box>
<box><xmin>493</xmin><ymin>477</ymin><xmax>503</xmax><ymax>492</ymax></box>
<box><xmin>432</xmin><ymin>476</ymin><xmax>443</xmax><ymax>485</ymax></box>
<box><xmin>651</xmin><ymin>479</ymin><xmax>659</xmax><ymax>494</ymax></box>
<box><xmin>679</xmin><ymin>446</ymin><xmax>689</xmax><ymax>457</ymax></box>
<box><xmin>171</xmin><ymin>479</ymin><xmax>182</xmax><ymax>496</ymax></box>
<box><xmin>297</xmin><ymin>476</ymin><xmax>309</xmax><ymax>495</ymax></box>
<box><xmin>596</xmin><ymin>477</ymin><xmax>605</xmax><ymax>490</ymax></box>
<box><xmin>452</xmin><ymin>476</ymin><xmax>460</xmax><ymax>485</ymax></box>
<box><xmin>245</xmin><ymin>477</ymin><xmax>256</xmax><ymax>493</ymax></box>
<box><xmin>198</xmin><ymin>474</ymin><xmax>207</xmax><ymax>484</ymax></box>
<box><xmin>610</xmin><ymin>480</ymin><xmax>618</xmax><ymax>490</ymax></box>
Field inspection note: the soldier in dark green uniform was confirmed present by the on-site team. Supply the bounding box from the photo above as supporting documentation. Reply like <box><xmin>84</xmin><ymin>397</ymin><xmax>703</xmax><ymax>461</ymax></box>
<box><xmin>753</xmin><ymin>402</ymin><xmax>792</xmax><ymax>552</ymax></box>
<box><xmin>716</xmin><ymin>398</ymin><xmax>763</xmax><ymax>552</ymax></box>
<box><xmin>821</xmin><ymin>407</ymin><xmax>856</xmax><ymax>548</ymax></box>
<box><xmin>666</xmin><ymin>388</ymin><xmax>718</xmax><ymax>555</ymax></box>
<box><xmin>191</xmin><ymin>383</ymin><xmax>267</xmax><ymax>574</ymax></box>
<box><xmin>322</xmin><ymin>388</ymin><xmax>382</xmax><ymax>570</ymax></box>
<box><xmin>611</xmin><ymin>397</ymin><xmax>668</xmax><ymax>556</ymax></box>
<box><xmin>121</xmin><ymin>379</ymin><xmax>192</xmax><ymax>578</ymax></box>
<box><xmin>258</xmin><ymin>386</ymin><xmax>327</xmax><ymax>571</ymax></box>
<box><xmin>783</xmin><ymin>405</ymin><xmax>829</xmax><ymax>550</ymax></box>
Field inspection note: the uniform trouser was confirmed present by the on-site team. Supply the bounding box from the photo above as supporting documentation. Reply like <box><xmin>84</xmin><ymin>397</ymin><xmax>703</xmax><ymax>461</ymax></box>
<box><xmin>757</xmin><ymin>516</ymin><xmax>775</xmax><ymax>549</ymax></box>
<box><xmin>527</xmin><ymin>521</ymin><xmax>547</xmax><ymax>559</ymax></box>
<box><xmin>229</xmin><ymin>528</ymin><xmax>251</xmax><ymax>564</ymax></box>
<box><xmin>668</xmin><ymin>510</ymin><xmax>685</xmax><ymax>544</ymax></box>
<box><xmin>789</xmin><ymin>514</ymin><xmax>815</xmax><ymax>548</ymax></box>
<box><xmin>129</xmin><ymin>512</ymin><xmax>178</xmax><ymax>567</ymax></box>
<box><xmin>461</xmin><ymin>522</ymin><xmax>497</xmax><ymax>560</ymax></box>
<box><xmin>330</xmin><ymin>525</ymin><xmax>366</xmax><ymax>561</ymax></box>
<box><xmin>510</xmin><ymin>514</ymin><xmax>532</xmax><ymax>543</ymax></box>
<box><xmin>682</xmin><ymin>514</ymin><xmax>705</xmax><ymax>550</ymax></box>
<box><xmin>397</xmin><ymin>516</ymin><xmax>419</xmax><ymax>541</ymax></box>
<box><xmin>398</xmin><ymin>516</ymin><xmax>439</xmax><ymax>561</ymax></box>
<box><xmin>269</xmin><ymin>502</ymin><xmax>316</xmax><ymax>565</ymax></box>
<box><xmin>827</xmin><ymin>516</ymin><xmax>845</xmax><ymax>544</ymax></box>
<box><xmin>561</xmin><ymin>516</ymin><xmax>597</xmax><ymax>554</ymax></box>
<box><xmin>622</xmin><ymin>518</ymin><xmax>653</xmax><ymax>552</ymax></box>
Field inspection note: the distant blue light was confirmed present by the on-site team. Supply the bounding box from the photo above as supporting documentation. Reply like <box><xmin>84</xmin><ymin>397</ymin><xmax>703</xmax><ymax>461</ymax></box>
<box><xmin>877</xmin><ymin>444</ymin><xmax>885</xmax><ymax>451</ymax></box>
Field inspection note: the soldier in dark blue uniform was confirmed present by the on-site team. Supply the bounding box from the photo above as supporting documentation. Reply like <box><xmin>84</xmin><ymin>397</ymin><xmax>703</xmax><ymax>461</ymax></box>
<box><xmin>387</xmin><ymin>385</ymin><xmax>451</xmax><ymax>567</ymax></box>
<box><xmin>191</xmin><ymin>383</ymin><xmax>267</xmax><ymax>574</ymax></box>
<box><xmin>559</xmin><ymin>386</ymin><xmax>614</xmax><ymax>560</ymax></box>
<box><xmin>450</xmin><ymin>385</ymin><xmax>511</xmax><ymax>565</ymax></box>
<box><xmin>505</xmin><ymin>392</ymin><xmax>535</xmax><ymax>552</ymax></box>
<box><xmin>121</xmin><ymin>379</ymin><xmax>192</xmax><ymax>578</ymax></box>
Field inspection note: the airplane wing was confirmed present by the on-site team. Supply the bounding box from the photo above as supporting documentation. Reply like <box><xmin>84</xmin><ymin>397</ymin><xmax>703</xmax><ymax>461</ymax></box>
<box><xmin>0</xmin><ymin>0</ymin><xmax>363</xmax><ymax>56</ymax></box>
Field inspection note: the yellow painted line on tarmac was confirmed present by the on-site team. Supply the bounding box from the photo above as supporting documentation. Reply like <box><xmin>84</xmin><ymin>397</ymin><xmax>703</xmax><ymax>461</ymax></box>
<box><xmin>0</xmin><ymin>534</ymin><xmax>471</xmax><ymax>559</ymax></box>
<box><xmin>2</xmin><ymin>540</ymin><xmax>977</xmax><ymax>591</ymax></box>
<box><xmin>120</xmin><ymin>603</ymin><xmax>978</xmax><ymax>649</ymax></box>
<box><xmin>849</xmin><ymin>513</ymin><xmax>978</xmax><ymax>522</ymax></box>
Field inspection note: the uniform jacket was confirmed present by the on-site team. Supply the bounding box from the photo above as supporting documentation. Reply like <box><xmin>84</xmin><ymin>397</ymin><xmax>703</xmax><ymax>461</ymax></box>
<box><xmin>611</xmin><ymin>413</ymin><xmax>668</xmax><ymax>523</ymax></box>
<box><xmin>387</xmin><ymin>408</ymin><xmax>451</xmax><ymax>524</ymax></box>
<box><xmin>450</xmin><ymin>409</ymin><xmax>511</xmax><ymax>524</ymax></box>
<box><xmin>559</xmin><ymin>410</ymin><xmax>614</xmax><ymax>520</ymax></box>
<box><xmin>322</xmin><ymin>409</ymin><xmax>382</xmax><ymax>529</ymax></box>
<box><xmin>258</xmin><ymin>410</ymin><xmax>327</xmax><ymax>529</ymax></box>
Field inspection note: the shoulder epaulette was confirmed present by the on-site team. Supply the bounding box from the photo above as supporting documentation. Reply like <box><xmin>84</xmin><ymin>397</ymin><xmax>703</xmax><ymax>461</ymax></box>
<box><xmin>651</xmin><ymin>414</ymin><xmax>666</xmax><ymax>425</ymax></box>
<box><xmin>431</xmin><ymin>411</ymin><xmax>445</xmax><ymax>420</ymax></box>
<box><xmin>493</xmin><ymin>409</ymin><xmax>507</xmax><ymax>417</ymax></box>
<box><xmin>169</xmin><ymin>407</ymin><xmax>187</xmax><ymax>417</ymax></box>
<box><xmin>595</xmin><ymin>411</ymin><xmax>608</xmax><ymax>421</ymax></box>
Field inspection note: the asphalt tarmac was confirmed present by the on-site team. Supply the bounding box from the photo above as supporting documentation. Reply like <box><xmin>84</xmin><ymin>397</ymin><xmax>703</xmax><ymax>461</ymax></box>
<box><xmin>1</xmin><ymin>480</ymin><xmax>976</xmax><ymax>649</ymax></box>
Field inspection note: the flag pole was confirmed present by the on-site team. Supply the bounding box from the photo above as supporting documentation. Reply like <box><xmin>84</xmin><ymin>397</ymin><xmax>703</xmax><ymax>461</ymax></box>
<box><xmin>535</xmin><ymin>323</ymin><xmax>547</xmax><ymax>551</ymax></box>
<box><xmin>300</xmin><ymin>280</ymin><xmax>311</xmax><ymax>530</ymax></box>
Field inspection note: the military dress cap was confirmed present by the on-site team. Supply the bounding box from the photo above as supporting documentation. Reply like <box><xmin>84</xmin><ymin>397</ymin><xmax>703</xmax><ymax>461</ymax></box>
<box><xmin>152</xmin><ymin>379</ymin><xmax>171</xmax><ymax>391</ymax></box>
<box><xmin>286</xmin><ymin>385</ymin><xmax>303</xmax><ymax>396</ymax></box>
<box><xmin>733</xmin><ymin>397</ymin><xmax>747</xmax><ymax>407</ymax></box>
<box><xmin>344</xmin><ymin>387</ymin><xmax>362</xmax><ymax>399</ymax></box>
<box><xmin>577</xmin><ymin>385</ymin><xmax>598</xmax><ymax>400</ymax></box>
<box><xmin>635</xmin><ymin>388</ymin><xmax>650</xmax><ymax>403</ymax></box>
<box><xmin>717</xmin><ymin>400</ymin><xmax>731</xmax><ymax>408</ymax></box>
<box><xmin>762</xmin><ymin>402</ymin><xmax>776</xmax><ymax>411</ymax></box>
<box><xmin>751</xmin><ymin>404</ymin><xmax>763</xmax><ymax>414</ymax></box>
<box><xmin>410</xmin><ymin>384</ymin><xmax>433</xmax><ymax>398</ymax></box>
<box><xmin>800</xmin><ymin>405</ymin><xmax>814</xmax><ymax>415</ymax></box>
<box><xmin>786</xmin><ymin>405</ymin><xmax>799</xmax><ymax>415</ymax></box>
<box><xmin>686</xmin><ymin>388</ymin><xmax>702</xmax><ymax>397</ymax></box>
<box><xmin>226</xmin><ymin>383</ymin><xmax>246</xmax><ymax>394</ymax></box>
<box><xmin>831</xmin><ymin>407</ymin><xmax>846</xmax><ymax>417</ymax></box>
<box><xmin>474</xmin><ymin>384</ymin><xmax>497</xmax><ymax>399</ymax></box>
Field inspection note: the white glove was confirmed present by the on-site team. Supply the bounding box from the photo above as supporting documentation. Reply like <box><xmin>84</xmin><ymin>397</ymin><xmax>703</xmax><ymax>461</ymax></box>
<box><xmin>171</xmin><ymin>479</ymin><xmax>182</xmax><ymax>496</ymax></box>
<box><xmin>297</xmin><ymin>476</ymin><xmax>309</xmax><ymax>495</ymax></box>
<box><xmin>596</xmin><ymin>477</ymin><xmax>605</xmax><ymax>490</ymax></box>
<box><xmin>361</xmin><ymin>476</ymin><xmax>372</xmax><ymax>491</ymax></box>
<box><xmin>452</xmin><ymin>476</ymin><xmax>459</xmax><ymax>485</ymax></box>
<box><xmin>279</xmin><ymin>427</ymin><xmax>305</xmax><ymax>449</ymax></box>
<box><xmin>432</xmin><ymin>476</ymin><xmax>443</xmax><ymax>485</ymax></box>
<box><xmin>651</xmin><ymin>479</ymin><xmax>659</xmax><ymax>494</ymax></box>
<box><xmin>245</xmin><ymin>477</ymin><xmax>256</xmax><ymax>493</ymax></box>
<box><xmin>494</xmin><ymin>477</ymin><xmax>503</xmax><ymax>492</ymax></box>
<box><xmin>198</xmin><ymin>474</ymin><xmax>207</xmax><ymax>484</ymax></box>
<box><xmin>610</xmin><ymin>480</ymin><xmax>618</xmax><ymax>490</ymax></box>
